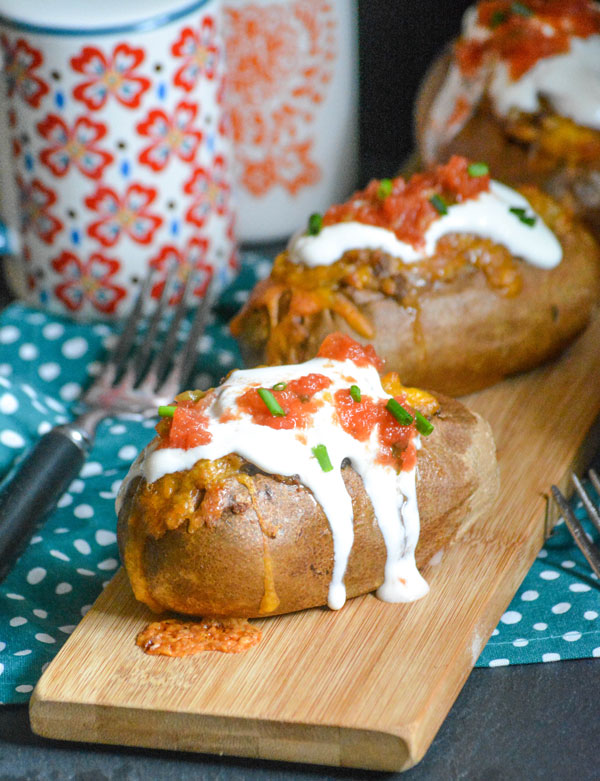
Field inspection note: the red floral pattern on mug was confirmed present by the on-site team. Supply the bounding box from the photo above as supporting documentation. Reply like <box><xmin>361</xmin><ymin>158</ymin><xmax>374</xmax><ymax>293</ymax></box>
<box><xmin>1</xmin><ymin>36</ymin><xmax>49</xmax><ymax>108</ymax></box>
<box><xmin>137</xmin><ymin>101</ymin><xmax>203</xmax><ymax>171</ymax></box>
<box><xmin>37</xmin><ymin>115</ymin><xmax>114</xmax><ymax>180</ymax></box>
<box><xmin>85</xmin><ymin>183</ymin><xmax>162</xmax><ymax>247</ymax></box>
<box><xmin>16</xmin><ymin>176</ymin><xmax>62</xmax><ymax>244</ymax></box>
<box><xmin>183</xmin><ymin>155</ymin><xmax>230</xmax><ymax>227</ymax></box>
<box><xmin>149</xmin><ymin>237</ymin><xmax>213</xmax><ymax>304</ymax></box>
<box><xmin>51</xmin><ymin>250</ymin><xmax>127</xmax><ymax>314</ymax></box>
<box><xmin>224</xmin><ymin>1</ymin><xmax>335</xmax><ymax>196</ymax></box>
<box><xmin>71</xmin><ymin>43</ymin><xmax>151</xmax><ymax>111</ymax></box>
<box><xmin>171</xmin><ymin>16</ymin><xmax>219</xmax><ymax>92</ymax></box>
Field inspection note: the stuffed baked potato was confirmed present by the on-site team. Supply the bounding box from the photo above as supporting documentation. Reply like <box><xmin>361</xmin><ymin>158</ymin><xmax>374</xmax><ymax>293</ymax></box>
<box><xmin>418</xmin><ymin>0</ymin><xmax>600</xmax><ymax>238</ymax></box>
<box><xmin>117</xmin><ymin>334</ymin><xmax>499</xmax><ymax>619</ymax></box>
<box><xmin>231</xmin><ymin>156</ymin><xmax>600</xmax><ymax>396</ymax></box>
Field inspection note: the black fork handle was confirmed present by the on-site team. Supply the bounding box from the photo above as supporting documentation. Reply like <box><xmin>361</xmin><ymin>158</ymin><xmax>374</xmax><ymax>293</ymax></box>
<box><xmin>0</xmin><ymin>426</ymin><xmax>92</xmax><ymax>582</ymax></box>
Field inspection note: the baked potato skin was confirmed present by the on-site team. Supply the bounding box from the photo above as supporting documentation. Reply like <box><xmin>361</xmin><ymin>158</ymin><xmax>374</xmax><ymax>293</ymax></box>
<box><xmin>235</xmin><ymin>192</ymin><xmax>600</xmax><ymax>397</ymax></box>
<box><xmin>117</xmin><ymin>394</ymin><xmax>499</xmax><ymax>618</ymax></box>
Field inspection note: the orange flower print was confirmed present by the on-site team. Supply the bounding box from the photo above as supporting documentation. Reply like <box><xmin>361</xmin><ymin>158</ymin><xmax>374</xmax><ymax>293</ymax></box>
<box><xmin>16</xmin><ymin>176</ymin><xmax>62</xmax><ymax>244</ymax></box>
<box><xmin>171</xmin><ymin>16</ymin><xmax>219</xmax><ymax>92</ymax></box>
<box><xmin>1</xmin><ymin>35</ymin><xmax>49</xmax><ymax>108</ymax></box>
<box><xmin>137</xmin><ymin>101</ymin><xmax>203</xmax><ymax>172</ymax></box>
<box><xmin>85</xmin><ymin>183</ymin><xmax>162</xmax><ymax>247</ymax></box>
<box><xmin>183</xmin><ymin>155</ymin><xmax>230</xmax><ymax>228</ymax></box>
<box><xmin>71</xmin><ymin>43</ymin><xmax>150</xmax><ymax>111</ymax></box>
<box><xmin>224</xmin><ymin>1</ymin><xmax>336</xmax><ymax>196</ymax></box>
<box><xmin>149</xmin><ymin>237</ymin><xmax>213</xmax><ymax>304</ymax></box>
<box><xmin>51</xmin><ymin>250</ymin><xmax>126</xmax><ymax>314</ymax></box>
<box><xmin>37</xmin><ymin>114</ymin><xmax>113</xmax><ymax>180</ymax></box>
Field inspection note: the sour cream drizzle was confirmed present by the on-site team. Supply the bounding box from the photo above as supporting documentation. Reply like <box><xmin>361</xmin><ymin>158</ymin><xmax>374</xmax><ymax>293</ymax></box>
<box><xmin>288</xmin><ymin>181</ymin><xmax>562</xmax><ymax>269</ymax></box>
<box><xmin>424</xmin><ymin>5</ymin><xmax>600</xmax><ymax>160</ymax></box>
<box><xmin>488</xmin><ymin>36</ymin><xmax>600</xmax><ymax>130</ymax></box>
<box><xmin>134</xmin><ymin>357</ymin><xmax>430</xmax><ymax>610</ymax></box>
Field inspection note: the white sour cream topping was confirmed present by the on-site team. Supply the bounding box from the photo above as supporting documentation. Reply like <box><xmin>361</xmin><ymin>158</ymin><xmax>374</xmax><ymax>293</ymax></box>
<box><xmin>288</xmin><ymin>181</ymin><xmax>562</xmax><ymax>269</ymax></box>
<box><xmin>423</xmin><ymin>5</ymin><xmax>600</xmax><ymax>161</ymax></box>
<box><xmin>488</xmin><ymin>36</ymin><xmax>600</xmax><ymax>131</ymax></box>
<box><xmin>135</xmin><ymin>357</ymin><xmax>430</xmax><ymax>610</ymax></box>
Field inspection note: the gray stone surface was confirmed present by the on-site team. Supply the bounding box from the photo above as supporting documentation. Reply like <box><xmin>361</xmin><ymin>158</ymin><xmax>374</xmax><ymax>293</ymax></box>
<box><xmin>0</xmin><ymin>660</ymin><xmax>598</xmax><ymax>779</ymax></box>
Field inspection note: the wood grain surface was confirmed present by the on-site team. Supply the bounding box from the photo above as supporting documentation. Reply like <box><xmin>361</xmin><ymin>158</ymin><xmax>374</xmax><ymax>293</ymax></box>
<box><xmin>30</xmin><ymin>312</ymin><xmax>600</xmax><ymax>772</ymax></box>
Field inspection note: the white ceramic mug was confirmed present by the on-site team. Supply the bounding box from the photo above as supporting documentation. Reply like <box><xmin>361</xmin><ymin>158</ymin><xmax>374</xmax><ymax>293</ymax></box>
<box><xmin>0</xmin><ymin>0</ymin><xmax>237</xmax><ymax>320</ymax></box>
<box><xmin>223</xmin><ymin>0</ymin><xmax>359</xmax><ymax>243</ymax></box>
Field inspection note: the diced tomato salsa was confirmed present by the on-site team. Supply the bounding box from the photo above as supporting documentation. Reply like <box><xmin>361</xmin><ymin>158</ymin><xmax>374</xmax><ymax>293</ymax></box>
<box><xmin>322</xmin><ymin>156</ymin><xmax>490</xmax><ymax>249</ymax></box>
<box><xmin>456</xmin><ymin>0</ymin><xmax>600</xmax><ymax>80</ymax></box>
<box><xmin>236</xmin><ymin>373</ymin><xmax>332</xmax><ymax>429</ymax></box>
<box><xmin>334</xmin><ymin>388</ymin><xmax>417</xmax><ymax>471</ymax></box>
<box><xmin>160</xmin><ymin>399</ymin><xmax>212</xmax><ymax>449</ymax></box>
<box><xmin>157</xmin><ymin>336</ymin><xmax>424</xmax><ymax>470</ymax></box>
<box><xmin>317</xmin><ymin>332</ymin><xmax>385</xmax><ymax>370</ymax></box>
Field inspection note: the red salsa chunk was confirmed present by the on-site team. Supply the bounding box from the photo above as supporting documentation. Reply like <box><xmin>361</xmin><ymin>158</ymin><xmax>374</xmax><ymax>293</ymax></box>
<box><xmin>334</xmin><ymin>388</ymin><xmax>417</xmax><ymax>471</ymax></box>
<box><xmin>317</xmin><ymin>332</ymin><xmax>385</xmax><ymax>371</ymax></box>
<box><xmin>456</xmin><ymin>0</ymin><xmax>600</xmax><ymax>81</ymax></box>
<box><xmin>322</xmin><ymin>156</ymin><xmax>490</xmax><ymax>250</ymax></box>
<box><xmin>237</xmin><ymin>373</ymin><xmax>332</xmax><ymax>429</ymax></box>
<box><xmin>160</xmin><ymin>399</ymin><xmax>212</xmax><ymax>449</ymax></box>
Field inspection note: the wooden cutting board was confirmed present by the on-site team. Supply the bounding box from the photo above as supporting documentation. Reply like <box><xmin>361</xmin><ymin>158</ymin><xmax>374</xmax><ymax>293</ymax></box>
<box><xmin>30</xmin><ymin>313</ymin><xmax>600</xmax><ymax>772</ymax></box>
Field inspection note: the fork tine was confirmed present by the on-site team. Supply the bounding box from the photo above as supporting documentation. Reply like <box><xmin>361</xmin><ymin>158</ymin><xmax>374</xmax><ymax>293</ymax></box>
<box><xmin>138</xmin><ymin>269</ymin><xmax>195</xmax><ymax>393</ymax></box>
<box><xmin>128</xmin><ymin>264</ymin><xmax>178</xmax><ymax>384</ymax></box>
<box><xmin>588</xmin><ymin>468</ymin><xmax>600</xmax><ymax>502</ymax></box>
<box><xmin>159</xmin><ymin>274</ymin><xmax>215</xmax><ymax>398</ymax></box>
<box><xmin>572</xmin><ymin>473</ymin><xmax>600</xmax><ymax>536</ymax></box>
<box><xmin>551</xmin><ymin>485</ymin><xmax>600</xmax><ymax>578</ymax></box>
<box><xmin>102</xmin><ymin>273</ymin><xmax>153</xmax><ymax>386</ymax></box>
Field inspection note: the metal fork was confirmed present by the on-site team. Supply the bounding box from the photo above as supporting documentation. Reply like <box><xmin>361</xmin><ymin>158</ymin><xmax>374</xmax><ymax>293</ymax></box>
<box><xmin>0</xmin><ymin>268</ymin><xmax>213</xmax><ymax>581</ymax></box>
<box><xmin>551</xmin><ymin>469</ymin><xmax>600</xmax><ymax>578</ymax></box>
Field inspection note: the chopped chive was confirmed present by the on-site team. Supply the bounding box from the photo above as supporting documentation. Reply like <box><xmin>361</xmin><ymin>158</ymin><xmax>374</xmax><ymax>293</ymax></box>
<box><xmin>467</xmin><ymin>161</ymin><xmax>489</xmax><ymax>177</ymax></box>
<box><xmin>429</xmin><ymin>194</ymin><xmax>448</xmax><ymax>215</ymax></box>
<box><xmin>158</xmin><ymin>405</ymin><xmax>176</xmax><ymax>417</ymax></box>
<box><xmin>350</xmin><ymin>384</ymin><xmax>362</xmax><ymax>403</ymax></box>
<box><xmin>511</xmin><ymin>1</ymin><xmax>533</xmax><ymax>16</ymax></box>
<box><xmin>377</xmin><ymin>178</ymin><xmax>393</xmax><ymax>200</ymax></box>
<box><xmin>312</xmin><ymin>443</ymin><xmax>333</xmax><ymax>472</ymax></box>
<box><xmin>257</xmin><ymin>388</ymin><xmax>286</xmax><ymax>416</ymax></box>
<box><xmin>386</xmin><ymin>398</ymin><xmax>414</xmax><ymax>426</ymax></box>
<box><xmin>490</xmin><ymin>9</ymin><xmax>507</xmax><ymax>27</ymax></box>
<box><xmin>307</xmin><ymin>212</ymin><xmax>323</xmax><ymax>236</ymax></box>
<box><xmin>415</xmin><ymin>410</ymin><xmax>434</xmax><ymax>436</ymax></box>
<box><xmin>509</xmin><ymin>206</ymin><xmax>536</xmax><ymax>227</ymax></box>
<box><xmin>272</xmin><ymin>382</ymin><xmax>287</xmax><ymax>391</ymax></box>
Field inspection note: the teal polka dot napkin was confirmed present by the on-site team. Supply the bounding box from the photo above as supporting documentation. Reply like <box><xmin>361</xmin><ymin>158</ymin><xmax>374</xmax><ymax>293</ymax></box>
<box><xmin>0</xmin><ymin>251</ymin><xmax>599</xmax><ymax>704</ymax></box>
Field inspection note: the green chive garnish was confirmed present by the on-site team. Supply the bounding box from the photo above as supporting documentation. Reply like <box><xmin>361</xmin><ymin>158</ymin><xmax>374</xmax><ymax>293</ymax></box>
<box><xmin>377</xmin><ymin>178</ymin><xmax>393</xmax><ymax>200</ymax></box>
<box><xmin>272</xmin><ymin>382</ymin><xmax>287</xmax><ymax>391</ymax></box>
<box><xmin>511</xmin><ymin>1</ymin><xmax>533</xmax><ymax>16</ymax></box>
<box><xmin>307</xmin><ymin>212</ymin><xmax>323</xmax><ymax>236</ymax></box>
<box><xmin>467</xmin><ymin>162</ymin><xmax>489</xmax><ymax>177</ymax></box>
<box><xmin>158</xmin><ymin>405</ymin><xmax>176</xmax><ymax>417</ymax></box>
<box><xmin>429</xmin><ymin>194</ymin><xmax>448</xmax><ymax>215</ymax></box>
<box><xmin>509</xmin><ymin>206</ymin><xmax>536</xmax><ymax>227</ymax></box>
<box><xmin>257</xmin><ymin>388</ymin><xmax>286</xmax><ymax>417</ymax></box>
<box><xmin>386</xmin><ymin>398</ymin><xmax>414</xmax><ymax>426</ymax></box>
<box><xmin>350</xmin><ymin>384</ymin><xmax>361</xmax><ymax>403</ymax></box>
<box><xmin>415</xmin><ymin>410</ymin><xmax>434</xmax><ymax>437</ymax></box>
<box><xmin>312</xmin><ymin>444</ymin><xmax>333</xmax><ymax>472</ymax></box>
<box><xmin>490</xmin><ymin>9</ymin><xmax>507</xmax><ymax>27</ymax></box>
